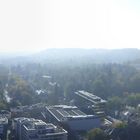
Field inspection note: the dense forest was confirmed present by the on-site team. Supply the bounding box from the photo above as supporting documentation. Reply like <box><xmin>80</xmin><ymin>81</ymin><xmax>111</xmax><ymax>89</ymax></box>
<box><xmin>0</xmin><ymin>48</ymin><xmax>140</xmax><ymax>113</ymax></box>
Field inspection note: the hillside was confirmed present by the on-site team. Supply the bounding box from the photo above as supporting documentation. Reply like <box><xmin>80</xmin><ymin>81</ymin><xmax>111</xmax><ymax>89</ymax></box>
<box><xmin>1</xmin><ymin>48</ymin><xmax>140</xmax><ymax>65</ymax></box>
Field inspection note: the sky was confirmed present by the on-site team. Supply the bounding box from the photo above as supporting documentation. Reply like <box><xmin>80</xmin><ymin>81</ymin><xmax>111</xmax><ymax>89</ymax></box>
<box><xmin>0</xmin><ymin>0</ymin><xmax>140</xmax><ymax>53</ymax></box>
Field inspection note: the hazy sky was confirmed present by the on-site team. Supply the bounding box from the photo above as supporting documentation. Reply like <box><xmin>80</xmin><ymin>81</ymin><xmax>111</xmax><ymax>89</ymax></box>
<box><xmin>0</xmin><ymin>0</ymin><xmax>140</xmax><ymax>53</ymax></box>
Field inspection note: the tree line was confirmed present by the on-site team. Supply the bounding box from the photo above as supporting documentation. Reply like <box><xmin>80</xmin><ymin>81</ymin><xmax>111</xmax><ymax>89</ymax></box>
<box><xmin>0</xmin><ymin>62</ymin><xmax>140</xmax><ymax>108</ymax></box>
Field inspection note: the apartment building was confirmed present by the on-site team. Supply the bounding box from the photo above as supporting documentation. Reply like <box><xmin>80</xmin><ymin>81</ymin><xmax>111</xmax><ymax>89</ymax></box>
<box><xmin>75</xmin><ymin>90</ymin><xmax>107</xmax><ymax>117</ymax></box>
<box><xmin>13</xmin><ymin>117</ymin><xmax>67</xmax><ymax>140</ymax></box>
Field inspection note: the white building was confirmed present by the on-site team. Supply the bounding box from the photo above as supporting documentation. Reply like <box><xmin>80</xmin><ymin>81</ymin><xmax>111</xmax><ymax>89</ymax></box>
<box><xmin>45</xmin><ymin>105</ymin><xmax>101</xmax><ymax>131</ymax></box>
<box><xmin>13</xmin><ymin>117</ymin><xmax>67</xmax><ymax>140</ymax></box>
<box><xmin>75</xmin><ymin>91</ymin><xmax>107</xmax><ymax>117</ymax></box>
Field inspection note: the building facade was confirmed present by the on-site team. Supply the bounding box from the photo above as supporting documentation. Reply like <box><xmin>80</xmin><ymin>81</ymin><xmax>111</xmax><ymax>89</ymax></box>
<box><xmin>0</xmin><ymin>117</ymin><xmax>8</xmax><ymax>140</ymax></box>
<box><xmin>13</xmin><ymin>117</ymin><xmax>67</xmax><ymax>140</ymax></box>
<box><xmin>75</xmin><ymin>91</ymin><xmax>107</xmax><ymax>117</ymax></box>
<box><xmin>45</xmin><ymin>105</ymin><xmax>101</xmax><ymax>131</ymax></box>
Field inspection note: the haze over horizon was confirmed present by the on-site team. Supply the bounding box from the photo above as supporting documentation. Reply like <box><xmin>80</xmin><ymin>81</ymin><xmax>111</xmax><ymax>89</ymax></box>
<box><xmin>0</xmin><ymin>0</ymin><xmax>140</xmax><ymax>53</ymax></box>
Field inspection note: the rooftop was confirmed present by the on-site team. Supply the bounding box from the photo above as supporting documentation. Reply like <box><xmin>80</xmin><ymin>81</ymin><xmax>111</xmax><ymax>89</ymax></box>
<box><xmin>75</xmin><ymin>90</ymin><xmax>107</xmax><ymax>104</ymax></box>
<box><xmin>15</xmin><ymin>117</ymin><xmax>67</xmax><ymax>135</ymax></box>
<box><xmin>46</xmin><ymin>105</ymin><xmax>98</xmax><ymax>122</ymax></box>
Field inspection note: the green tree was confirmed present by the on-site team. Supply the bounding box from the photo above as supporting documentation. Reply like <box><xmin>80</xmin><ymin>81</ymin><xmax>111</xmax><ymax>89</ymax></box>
<box><xmin>107</xmin><ymin>96</ymin><xmax>124</xmax><ymax>111</ymax></box>
<box><xmin>113</xmin><ymin>122</ymin><xmax>127</xmax><ymax>129</ymax></box>
<box><xmin>87</xmin><ymin>128</ymin><xmax>110</xmax><ymax>140</ymax></box>
<box><xmin>126</xmin><ymin>94</ymin><xmax>140</xmax><ymax>107</ymax></box>
<box><xmin>8</xmin><ymin>75</ymin><xmax>34</xmax><ymax>106</ymax></box>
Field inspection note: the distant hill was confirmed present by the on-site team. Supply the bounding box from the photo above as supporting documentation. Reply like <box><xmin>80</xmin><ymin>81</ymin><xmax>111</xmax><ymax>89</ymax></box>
<box><xmin>1</xmin><ymin>48</ymin><xmax>140</xmax><ymax>65</ymax></box>
<box><xmin>30</xmin><ymin>48</ymin><xmax>140</xmax><ymax>64</ymax></box>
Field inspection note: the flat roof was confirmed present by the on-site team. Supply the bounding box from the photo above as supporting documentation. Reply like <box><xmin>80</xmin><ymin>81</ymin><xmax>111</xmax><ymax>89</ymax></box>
<box><xmin>16</xmin><ymin>117</ymin><xmax>67</xmax><ymax>134</ymax></box>
<box><xmin>46</xmin><ymin>105</ymin><xmax>98</xmax><ymax>122</ymax></box>
<box><xmin>75</xmin><ymin>91</ymin><xmax>107</xmax><ymax>104</ymax></box>
<box><xmin>24</xmin><ymin>121</ymin><xmax>54</xmax><ymax>130</ymax></box>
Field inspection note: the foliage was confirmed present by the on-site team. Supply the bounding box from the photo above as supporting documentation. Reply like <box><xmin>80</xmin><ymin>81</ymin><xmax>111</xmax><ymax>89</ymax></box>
<box><xmin>107</xmin><ymin>93</ymin><xmax>140</xmax><ymax>115</ymax></box>
<box><xmin>7</xmin><ymin>75</ymin><xmax>35</xmax><ymax>106</ymax></box>
<box><xmin>107</xmin><ymin>96</ymin><xmax>124</xmax><ymax>111</ymax></box>
<box><xmin>11</xmin><ymin>63</ymin><xmax>140</xmax><ymax>100</ymax></box>
<box><xmin>126</xmin><ymin>94</ymin><xmax>140</xmax><ymax>107</ymax></box>
<box><xmin>113</xmin><ymin>122</ymin><xmax>127</xmax><ymax>129</ymax></box>
<box><xmin>111</xmin><ymin>121</ymin><xmax>140</xmax><ymax>140</ymax></box>
<box><xmin>1</xmin><ymin>61</ymin><xmax>140</xmax><ymax>108</ymax></box>
<box><xmin>0</xmin><ymin>100</ymin><xmax>7</xmax><ymax>110</ymax></box>
<box><xmin>87</xmin><ymin>128</ymin><xmax>110</xmax><ymax>140</ymax></box>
